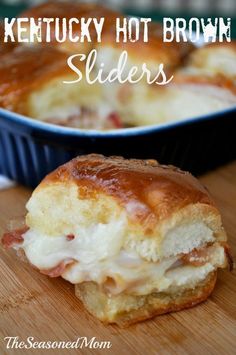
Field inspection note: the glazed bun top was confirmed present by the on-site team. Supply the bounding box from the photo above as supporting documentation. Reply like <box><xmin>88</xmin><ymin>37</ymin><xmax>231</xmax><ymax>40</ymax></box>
<box><xmin>43</xmin><ymin>154</ymin><xmax>214</xmax><ymax>225</ymax></box>
<box><xmin>96</xmin><ymin>22</ymin><xmax>194</xmax><ymax>72</ymax></box>
<box><xmin>16</xmin><ymin>1</ymin><xmax>123</xmax><ymax>53</ymax></box>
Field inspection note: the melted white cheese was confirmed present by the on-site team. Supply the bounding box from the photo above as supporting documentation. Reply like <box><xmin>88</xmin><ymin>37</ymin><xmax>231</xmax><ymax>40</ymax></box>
<box><xmin>20</xmin><ymin>219</ymin><xmax>126</xmax><ymax>268</ymax></box>
<box><xmin>15</xmin><ymin>229</ymin><xmax>225</xmax><ymax>296</ymax></box>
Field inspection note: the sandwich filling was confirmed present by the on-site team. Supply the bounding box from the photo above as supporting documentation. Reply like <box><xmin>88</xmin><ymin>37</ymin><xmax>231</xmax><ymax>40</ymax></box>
<box><xmin>2</xmin><ymin>224</ymin><xmax>229</xmax><ymax>297</ymax></box>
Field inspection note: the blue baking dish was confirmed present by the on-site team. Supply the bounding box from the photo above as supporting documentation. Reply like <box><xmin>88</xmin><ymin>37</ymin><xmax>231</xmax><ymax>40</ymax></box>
<box><xmin>0</xmin><ymin>106</ymin><xmax>235</xmax><ymax>188</ymax></box>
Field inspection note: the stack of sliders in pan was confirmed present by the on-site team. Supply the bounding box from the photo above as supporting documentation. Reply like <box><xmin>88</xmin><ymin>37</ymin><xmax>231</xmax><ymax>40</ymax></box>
<box><xmin>2</xmin><ymin>154</ymin><xmax>233</xmax><ymax>326</ymax></box>
<box><xmin>95</xmin><ymin>23</ymin><xmax>236</xmax><ymax>127</ymax></box>
<box><xmin>0</xmin><ymin>1</ymin><xmax>236</xmax><ymax>129</ymax></box>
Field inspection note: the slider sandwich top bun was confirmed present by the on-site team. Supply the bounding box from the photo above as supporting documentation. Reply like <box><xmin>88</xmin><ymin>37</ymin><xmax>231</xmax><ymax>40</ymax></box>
<box><xmin>0</xmin><ymin>45</ymin><xmax>121</xmax><ymax>129</ymax></box>
<box><xmin>2</xmin><ymin>154</ymin><xmax>232</xmax><ymax>326</ymax></box>
<box><xmin>179</xmin><ymin>42</ymin><xmax>236</xmax><ymax>82</ymax></box>
<box><xmin>14</xmin><ymin>1</ymin><xmax>123</xmax><ymax>54</ymax></box>
<box><xmin>113</xmin><ymin>75</ymin><xmax>236</xmax><ymax>127</ymax></box>
<box><xmin>96</xmin><ymin>22</ymin><xmax>194</xmax><ymax>79</ymax></box>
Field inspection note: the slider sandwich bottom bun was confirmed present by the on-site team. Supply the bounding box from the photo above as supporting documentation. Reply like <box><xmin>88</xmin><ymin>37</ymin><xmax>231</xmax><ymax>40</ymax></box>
<box><xmin>75</xmin><ymin>271</ymin><xmax>217</xmax><ymax>326</ymax></box>
<box><xmin>2</xmin><ymin>155</ymin><xmax>232</xmax><ymax>326</ymax></box>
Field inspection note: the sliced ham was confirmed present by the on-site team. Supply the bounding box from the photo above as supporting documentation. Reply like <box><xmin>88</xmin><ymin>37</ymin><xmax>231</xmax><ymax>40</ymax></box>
<box><xmin>2</xmin><ymin>227</ymin><xmax>28</xmax><ymax>249</ymax></box>
<box><xmin>46</xmin><ymin>108</ymin><xmax>123</xmax><ymax>130</ymax></box>
<box><xmin>107</xmin><ymin>112</ymin><xmax>123</xmax><ymax>128</ymax></box>
<box><xmin>66</xmin><ymin>234</ymin><xmax>75</xmax><ymax>241</ymax></box>
<box><xmin>181</xmin><ymin>245</ymin><xmax>209</xmax><ymax>266</ymax></box>
<box><xmin>181</xmin><ymin>242</ymin><xmax>233</xmax><ymax>270</ymax></box>
<box><xmin>40</xmin><ymin>259</ymin><xmax>75</xmax><ymax>278</ymax></box>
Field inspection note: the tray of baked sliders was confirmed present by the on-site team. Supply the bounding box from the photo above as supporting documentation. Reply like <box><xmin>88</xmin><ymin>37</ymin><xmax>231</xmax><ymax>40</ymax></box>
<box><xmin>0</xmin><ymin>1</ymin><xmax>236</xmax><ymax>187</ymax></box>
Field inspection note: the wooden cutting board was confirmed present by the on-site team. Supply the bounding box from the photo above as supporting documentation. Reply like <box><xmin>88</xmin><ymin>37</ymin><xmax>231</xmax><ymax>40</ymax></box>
<box><xmin>0</xmin><ymin>162</ymin><xmax>236</xmax><ymax>355</ymax></box>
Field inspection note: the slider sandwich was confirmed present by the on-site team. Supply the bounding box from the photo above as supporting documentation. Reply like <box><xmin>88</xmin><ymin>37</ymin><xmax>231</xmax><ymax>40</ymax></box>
<box><xmin>96</xmin><ymin>22</ymin><xmax>194</xmax><ymax>79</ymax></box>
<box><xmin>0</xmin><ymin>45</ymin><xmax>119</xmax><ymax>129</ymax></box>
<box><xmin>2</xmin><ymin>155</ymin><xmax>232</xmax><ymax>326</ymax></box>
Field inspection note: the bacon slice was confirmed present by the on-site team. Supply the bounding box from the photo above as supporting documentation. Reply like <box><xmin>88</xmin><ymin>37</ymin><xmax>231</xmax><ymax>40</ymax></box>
<box><xmin>181</xmin><ymin>242</ymin><xmax>233</xmax><ymax>270</ymax></box>
<box><xmin>46</xmin><ymin>108</ymin><xmax>123</xmax><ymax>130</ymax></box>
<box><xmin>181</xmin><ymin>246</ymin><xmax>209</xmax><ymax>266</ymax></box>
<box><xmin>107</xmin><ymin>112</ymin><xmax>123</xmax><ymax>128</ymax></box>
<box><xmin>2</xmin><ymin>227</ymin><xmax>28</xmax><ymax>249</ymax></box>
<box><xmin>40</xmin><ymin>259</ymin><xmax>75</xmax><ymax>278</ymax></box>
<box><xmin>66</xmin><ymin>234</ymin><xmax>75</xmax><ymax>241</ymax></box>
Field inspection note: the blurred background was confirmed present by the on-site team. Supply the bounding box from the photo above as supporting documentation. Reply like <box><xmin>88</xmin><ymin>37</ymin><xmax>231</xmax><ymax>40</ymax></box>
<box><xmin>0</xmin><ymin>0</ymin><xmax>235</xmax><ymax>38</ymax></box>
<box><xmin>1</xmin><ymin>0</ymin><xmax>236</xmax><ymax>14</ymax></box>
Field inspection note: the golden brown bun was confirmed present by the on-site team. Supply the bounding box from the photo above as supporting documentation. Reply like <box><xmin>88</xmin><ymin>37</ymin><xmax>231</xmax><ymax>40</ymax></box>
<box><xmin>16</xmin><ymin>1</ymin><xmax>123</xmax><ymax>54</ymax></box>
<box><xmin>0</xmin><ymin>45</ymin><xmax>101</xmax><ymax>122</ymax></box>
<box><xmin>31</xmin><ymin>154</ymin><xmax>227</xmax><ymax>251</ymax></box>
<box><xmin>0</xmin><ymin>45</ymin><xmax>70</xmax><ymax>112</ymax></box>
<box><xmin>96</xmin><ymin>22</ymin><xmax>194</xmax><ymax>76</ymax></box>
<box><xmin>75</xmin><ymin>271</ymin><xmax>217</xmax><ymax>326</ymax></box>
<box><xmin>43</xmin><ymin>153</ymin><xmax>214</xmax><ymax>229</ymax></box>
<box><xmin>179</xmin><ymin>42</ymin><xmax>236</xmax><ymax>81</ymax></box>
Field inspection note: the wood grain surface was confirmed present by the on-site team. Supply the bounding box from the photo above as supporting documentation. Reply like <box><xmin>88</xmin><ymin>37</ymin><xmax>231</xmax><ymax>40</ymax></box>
<box><xmin>0</xmin><ymin>162</ymin><xmax>236</xmax><ymax>355</ymax></box>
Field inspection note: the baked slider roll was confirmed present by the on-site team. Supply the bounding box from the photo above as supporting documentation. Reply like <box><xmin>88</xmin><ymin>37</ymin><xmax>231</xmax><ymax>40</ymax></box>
<box><xmin>96</xmin><ymin>22</ymin><xmax>193</xmax><ymax>79</ymax></box>
<box><xmin>95</xmin><ymin>23</ymin><xmax>194</xmax><ymax>127</ymax></box>
<box><xmin>2</xmin><ymin>155</ymin><xmax>232</xmax><ymax>326</ymax></box>
<box><xmin>15</xmin><ymin>1</ymin><xmax>122</xmax><ymax>54</ymax></box>
<box><xmin>0</xmin><ymin>45</ymin><xmax>120</xmax><ymax>129</ymax></box>
<box><xmin>179</xmin><ymin>42</ymin><xmax>236</xmax><ymax>81</ymax></box>
<box><xmin>115</xmin><ymin>75</ymin><xmax>236</xmax><ymax>127</ymax></box>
